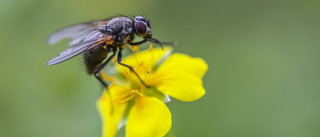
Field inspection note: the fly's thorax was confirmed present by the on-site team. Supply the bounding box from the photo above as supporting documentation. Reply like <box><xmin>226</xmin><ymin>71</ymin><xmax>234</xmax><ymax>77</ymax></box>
<box><xmin>105</xmin><ymin>17</ymin><xmax>133</xmax><ymax>36</ymax></box>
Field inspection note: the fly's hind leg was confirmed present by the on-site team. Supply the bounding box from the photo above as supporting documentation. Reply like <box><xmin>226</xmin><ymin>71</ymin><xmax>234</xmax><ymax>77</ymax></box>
<box><xmin>93</xmin><ymin>49</ymin><xmax>116</xmax><ymax>114</ymax></box>
<box><xmin>93</xmin><ymin>50</ymin><xmax>116</xmax><ymax>89</ymax></box>
<box><xmin>117</xmin><ymin>48</ymin><xmax>150</xmax><ymax>88</ymax></box>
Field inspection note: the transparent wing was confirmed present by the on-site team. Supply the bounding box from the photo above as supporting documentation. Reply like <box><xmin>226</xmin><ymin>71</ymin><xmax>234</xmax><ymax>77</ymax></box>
<box><xmin>48</xmin><ymin>39</ymin><xmax>103</xmax><ymax>65</ymax></box>
<box><xmin>68</xmin><ymin>29</ymin><xmax>103</xmax><ymax>46</ymax></box>
<box><xmin>47</xmin><ymin>19</ymin><xmax>109</xmax><ymax>46</ymax></box>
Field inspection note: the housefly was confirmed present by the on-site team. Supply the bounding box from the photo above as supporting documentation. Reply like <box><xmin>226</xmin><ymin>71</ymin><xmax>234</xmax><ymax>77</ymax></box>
<box><xmin>47</xmin><ymin>15</ymin><xmax>173</xmax><ymax>88</ymax></box>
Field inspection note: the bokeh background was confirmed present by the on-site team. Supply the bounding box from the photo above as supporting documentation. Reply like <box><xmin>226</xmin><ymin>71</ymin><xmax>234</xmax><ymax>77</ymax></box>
<box><xmin>1</xmin><ymin>0</ymin><xmax>320</xmax><ymax>137</ymax></box>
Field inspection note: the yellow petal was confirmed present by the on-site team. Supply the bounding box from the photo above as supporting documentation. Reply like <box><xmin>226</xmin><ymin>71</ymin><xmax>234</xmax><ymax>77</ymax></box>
<box><xmin>116</xmin><ymin>47</ymin><xmax>172</xmax><ymax>75</ymax></box>
<box><xmin>150</xmin><ymin>53</ymin><xmax>208</xmax><ymax>102</ymax></box>
<box><xmin>97</xmin><ymin>86</ymin><xmax>130</xmax><ymax>137</ymax></box>
<box><xmin>126</xmin><ymin>96</ymin><xmax>171</xmax><ymax>137</ymax></box>
<box><xmin>156</xmin><ymin>53</ymin><xmax>208</xmax><ymax>78</ymax></box>
<box><xmin>151</xmin><ymin>73</ymin><xmax>205</xmax><ymax>102</ymax></box>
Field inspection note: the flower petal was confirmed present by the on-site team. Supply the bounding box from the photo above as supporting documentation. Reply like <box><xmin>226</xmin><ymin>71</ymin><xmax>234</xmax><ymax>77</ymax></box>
<box><xmin>121</xmin><ymin>47</ymin><xmax>172</xmax><ymax>67</ymax></box>
<box><xmin>126</xmin><ymin>96</ymin><xmax>171</xmax><ymax>137</ymax></box>
<box><xmin>97</xmin><ymin>87</ymin><xmax>130</xmax><ymax>137</ymax></box>
<box><xmin>150</xmin><ymin>53</ymin><xmax>208</xmax><ymax>102</ymax></box>
<box><xmin>156</xmin><ymin>53</ymin><xmax>208</xmax><ymax>78</ymax></box>
<box><xmin>152</xmin><ymin>73</ymin><xmax>206</xmax><ymax>102</ymax></box>
<box><xmin>115</xmin><ymin>47</ymin><xmax>172</xmax><ymax>77</ymax></box>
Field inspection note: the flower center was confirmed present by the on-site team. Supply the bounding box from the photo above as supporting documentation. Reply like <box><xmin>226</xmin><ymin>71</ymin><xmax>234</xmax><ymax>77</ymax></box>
<box><xmin>104</xmin><ymin>45</ymin><xmax>156</xmax><ymax>104</ymax></box>
<box><xmin>113</xmin><ymin>89</ymin><xmax>143</xmax><ymax>103</ymax></box>
<box><xmin>121</xmin><ymin>45</ymin><xmax>155</xmax><ymax>90</ymax></box>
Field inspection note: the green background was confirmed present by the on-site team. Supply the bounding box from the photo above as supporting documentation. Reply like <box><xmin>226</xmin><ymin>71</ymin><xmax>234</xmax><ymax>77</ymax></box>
<box><xmin>1</xmin><ymin>0</ymin><xmax>320</xmax><ymax>137</ymax></box>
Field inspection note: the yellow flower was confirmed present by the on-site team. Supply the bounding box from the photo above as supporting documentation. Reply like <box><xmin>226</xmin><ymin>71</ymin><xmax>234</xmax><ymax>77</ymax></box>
<box><xmin>97</xmin><ymin>46</ymin><xmax>208</xmax><ymax>137</ymax></box>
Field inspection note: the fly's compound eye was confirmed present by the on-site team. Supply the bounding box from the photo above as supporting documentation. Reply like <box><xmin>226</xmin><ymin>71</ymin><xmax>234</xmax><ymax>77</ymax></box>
<box><xmin>135</xmin><ymin>22</ymin><xmax>147</xmax><ymax>36</ymax></box>
<box><xmin>134</xmin><ymin>16</ymin><xmax>150</xmax><ymax>37</ymax></box>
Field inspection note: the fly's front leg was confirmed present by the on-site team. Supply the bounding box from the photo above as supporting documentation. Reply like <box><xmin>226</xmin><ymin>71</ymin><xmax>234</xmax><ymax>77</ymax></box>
<box><xmin>129</xmin><ymin>39</ymin><xmax>147</xmax><ymax>45</ymax></box>
<box><xmin>117</xmin><ymin>48</ymin><xmax>150</xmax><ymax>88</ymax></box>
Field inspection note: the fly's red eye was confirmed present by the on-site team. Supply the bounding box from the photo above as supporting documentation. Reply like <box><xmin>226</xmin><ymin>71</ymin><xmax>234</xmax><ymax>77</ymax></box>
<box><xmin>135</xmin><ymin>22</ymin><xmax>146</xmax><ymax>35</ymax></box>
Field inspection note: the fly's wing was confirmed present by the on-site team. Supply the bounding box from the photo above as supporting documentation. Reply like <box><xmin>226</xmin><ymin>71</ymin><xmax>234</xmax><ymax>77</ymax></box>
<box><xmin>47</xmin><ymin>19</ymin><xmax>109</xmax><ymax>46</ymax></box>
<box><xmin>48</xmin><ymin>39</ymin><xmax>104</xmax><ymax>65</ymax></box>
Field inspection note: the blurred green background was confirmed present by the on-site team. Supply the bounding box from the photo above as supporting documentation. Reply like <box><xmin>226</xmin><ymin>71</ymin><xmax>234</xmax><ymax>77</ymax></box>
<box><xmin>1</xmin><ymin>0</ymin><xmax>320</xmax><ymax>137</ymax></box>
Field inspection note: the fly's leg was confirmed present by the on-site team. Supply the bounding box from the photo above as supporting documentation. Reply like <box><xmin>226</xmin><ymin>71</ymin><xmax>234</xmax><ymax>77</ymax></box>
<box><xmin>129</xmin><ymin>39</ymin><xmax>147</xmax><ymax>45</ymax></box>
<box><xmin>93</xmin><ymin>49</ymin><xmax>116</xmax><ymax>114</ymax></box>
<box><xmin>117</xmin><ymin>48</ymin><xmax>150</xmax><ymax>88</ymax></box>
<box><xmin>93</xmin><ymin>49</ymin><xmax>116</xmax><ymax>89</ymax></box>
<box><xmin>129</xmin><ymin>38</ymin><xmax>176</xmax><ymax>49</ymax></box>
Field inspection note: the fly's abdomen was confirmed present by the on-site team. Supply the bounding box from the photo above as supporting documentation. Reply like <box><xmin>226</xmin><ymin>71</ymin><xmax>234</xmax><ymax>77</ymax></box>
<box><xmin>83</xmin><ymin>45</ymin><xmax>109</xmax><ymax>74</ymax></box>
